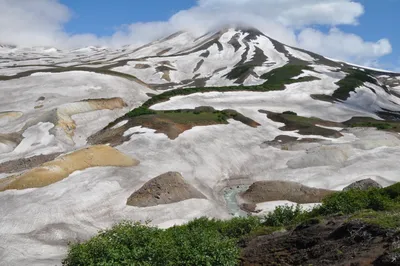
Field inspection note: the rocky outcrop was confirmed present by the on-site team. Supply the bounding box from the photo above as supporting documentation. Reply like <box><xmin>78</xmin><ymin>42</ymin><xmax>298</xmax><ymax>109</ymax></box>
<box><xmin>0</xmin><ymin>153</ymin><xmax>62</xmax><ymax>174</ymax></box>
<box><xmin>343</xmin><ymin>178</ymin><xmax>383</xmax><ymax>191</ymax></box>
<box><xmin>240</xmin><ymin>181</ymin><xmax>334</xmax><ymax>204</ymax></box>
<box><xmin>240</xmin><ymin>218</ymin><xmax>398</xmax><ymax>266</ymax></box>
<box><xmin>127</xmin><ymin>172</ymin><xmax>206</xmax><ymax>207</ymax></box>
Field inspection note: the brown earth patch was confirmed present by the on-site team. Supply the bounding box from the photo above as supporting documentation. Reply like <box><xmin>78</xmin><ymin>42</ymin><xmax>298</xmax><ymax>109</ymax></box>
<box><xmin>134</xmin><ymin>64</ymin><xmax>151</xmax><ymax>69</ymax></box>
<box><xmin>240</xmin><ymin>181</ymin><xmax>334</xmax><ymax>204</ymax></box>
<box><xmin>127</xmin><ymin>171</ymin><xmax>206</xmax><ymax>207</ymax></box>
<box><xmin>263</xmin><ymin>135</ymin><xmax>323</xmax><ymax>149</ymax></box>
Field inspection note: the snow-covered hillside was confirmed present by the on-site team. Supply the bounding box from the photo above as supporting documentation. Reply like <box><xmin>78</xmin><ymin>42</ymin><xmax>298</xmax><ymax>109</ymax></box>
<box><xmin>1</xmin><ymin>27</ymin><xmax>400</xmax><ymax>265</ymax></box>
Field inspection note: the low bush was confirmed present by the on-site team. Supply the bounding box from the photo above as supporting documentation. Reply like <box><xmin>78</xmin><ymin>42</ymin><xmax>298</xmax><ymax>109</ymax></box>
<box><xmin>62</xmin><ymin>217</ymin><xmax>262</xmax><ymax>266</ymax></box>
<box><xmin>263</xmin><ymin>204</ymin><xmax>308</xmax><ymax>227</ymax></box>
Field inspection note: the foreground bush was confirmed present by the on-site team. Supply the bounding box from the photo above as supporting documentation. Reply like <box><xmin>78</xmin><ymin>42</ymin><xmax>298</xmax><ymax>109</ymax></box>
<box><xmin>62</xmin><ymin>217</ymin><xmax>262</xmax><ymax>266</ymax></box>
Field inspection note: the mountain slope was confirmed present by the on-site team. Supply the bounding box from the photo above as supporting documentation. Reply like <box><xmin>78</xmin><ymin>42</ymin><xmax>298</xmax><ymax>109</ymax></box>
<box><xmin>0</xmin><ymin>27</ymin><xmax>400</xmax><ymax>265</ymax></box>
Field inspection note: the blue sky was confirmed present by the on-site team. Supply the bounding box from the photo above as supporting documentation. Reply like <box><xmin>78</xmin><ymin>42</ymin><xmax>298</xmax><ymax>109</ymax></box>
<box><xmin>61</xmin><ymin>0</ymin><xmax>197</xmax><ymax>36</ymax></box>
<box><xmin>0</xmin><ymin>0</ymin><xmax>398</xmax><ymax>70</ymax></box>
<box><xmin>59</xmin><ymin>0</ymin><xmax>399</xmax><ymax>70</ymax></box>
<box><xmin>341</xmin><ymin>0</ymin><xmax>399</xmax><ymax>69</ymax></box>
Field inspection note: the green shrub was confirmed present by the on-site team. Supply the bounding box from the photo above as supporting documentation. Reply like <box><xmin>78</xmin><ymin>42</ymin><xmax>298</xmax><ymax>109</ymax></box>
<box><xmin>63</xmin><ymin>222</ymin><xmax>166</xmax><ymax>266</ymax></box>
<box><xmin>164</xmin><ymin>224</ymin><xmax>239</xmax><ymax>266</ymax></box>
<box><xmin>316</xmin><ymin>188</ymin><xmax>395</xmax><ymax>216</ymax></box>
<box><xmin>382</xmin><ymin>182</ymin><xmax>400</xmax><ymax>200</ymax></box>
<box><xmin>63</xmin><ymin>217</ymin><xmax>261</xmax><ymax>266</ymax></box>
<box><xmin>183</xmin><ymin>216</ymin><xmax>262</xmax><ymax>239</ymax></box>
<box><xmin>263</xmin><ymin>204</ymin><xmax>308</xmax><ymax>227</ymax></box>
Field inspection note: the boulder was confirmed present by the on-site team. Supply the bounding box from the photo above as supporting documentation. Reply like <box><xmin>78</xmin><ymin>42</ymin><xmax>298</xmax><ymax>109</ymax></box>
<box><xmin>240</xmin><ymin>181</ymin><xmax>334</xmax><ymax>204</ymax></box>
<box><xmin>343</xmin><ymin>178</ymin><xmax>382</xmax><ymax>191</ymax></box>
<box><xmin>127</xmin><ymin>172</ymin><xmax>206</xmax><ymax>207</ymax></box>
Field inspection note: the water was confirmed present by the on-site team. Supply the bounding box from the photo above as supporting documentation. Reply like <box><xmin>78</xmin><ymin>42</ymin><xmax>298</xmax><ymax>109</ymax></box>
<box><xmin>222</xmin><ymin>185</ymin><xmax>250</xmax><ymax>217</ymax></box>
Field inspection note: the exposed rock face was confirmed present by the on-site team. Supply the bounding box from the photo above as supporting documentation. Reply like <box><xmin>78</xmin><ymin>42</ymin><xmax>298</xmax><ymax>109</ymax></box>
<box><xmin>343</xmin><ymin>178</ymin><xmax>383</xmax><ymax>191</ymax></box>
<box><xmin>241</xmin><ymin>181</ymin><xmax>334</xmax><ymax>204</ymax></box>
<box><xmin>240</xmin><ymin>218</ymin><xmax>397</xmax><ymax>266</ymax></box>
<box><xmin>127</xmin><ymin>172</ymin><xmax>206</xmax><ymax>207</ymax></box>
<box><xmin>0</xmin><ymin>153</ymin><xmax>62</xmax><ymax>174</ymax></box>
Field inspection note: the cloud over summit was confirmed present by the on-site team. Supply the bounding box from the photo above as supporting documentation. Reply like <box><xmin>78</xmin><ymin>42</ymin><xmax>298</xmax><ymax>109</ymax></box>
<box><xmin>0</xmin><ymin>0</ymin><xmax>392</xmax><ymax>66</ymax></box>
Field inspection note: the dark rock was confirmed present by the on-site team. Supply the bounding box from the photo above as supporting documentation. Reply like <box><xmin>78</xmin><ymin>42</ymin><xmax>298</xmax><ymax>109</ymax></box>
<box><xmin>343</xmin><ymin>179</ymin><xmax>383</xmax><ymax>191</ymax></box>
<box><xmin>240</xmin><ymin>218</ymin><xmax>395</xmax><ymax>266</ymax></box>
<box><xmin>374</xmin><ymin>251</ymin><xmax>400</xmax><ymax>265</ymax></box>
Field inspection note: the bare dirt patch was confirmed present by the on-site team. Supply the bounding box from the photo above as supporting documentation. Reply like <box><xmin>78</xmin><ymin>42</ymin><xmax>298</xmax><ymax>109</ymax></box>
<box><xmin>0</xmin><ymin>145</ymin><xmax>139</xmax><ymax>192</ymax></box>
<box><xmin>240</xmin><ymin>181</ymin><xmax>334</xmax><ymax>204</ymax></box>
<box><xmin>127</xmin><ymin>172</ymin><xmax>206</xmax><ymax>207</ymax></box>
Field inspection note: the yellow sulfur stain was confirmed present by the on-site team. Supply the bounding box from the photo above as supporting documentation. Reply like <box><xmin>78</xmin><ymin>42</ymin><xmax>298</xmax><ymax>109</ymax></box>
<box><xmin>0</xmin><ymin>145</ymin><xmax>139</xmax><ymax>192</ymax></box>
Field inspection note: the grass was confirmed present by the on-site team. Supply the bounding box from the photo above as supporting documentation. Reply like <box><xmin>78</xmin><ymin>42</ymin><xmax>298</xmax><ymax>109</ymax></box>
<box><xmin>63</xmin><ymin>183</ymin><xmax>400</xmax><ymax>265</ymax></box>
<box><xmin>332</xmin><ymin>70</ymin><xmax>378</xmax><ymax>100</ymax></box>
<box><xmin>158</xmin><ymin>110</ymin><xmax>229</xmax><ymax>124</ymax></box>
<box><xmin>140</xmin><ymin>64</ymin><xmax>318</xmax><ymax>109</ymax></box>
<box><xmin>260</xmin><ymin>65</ymin><xmax>317</xmax><ymax>90</ymax></box>
<box><xmin>264</xmin><ymin>111</ymin><xmax>342</xmax><ymax>137</ymax></box>
<box><xmin>350</xmin><ymin>210</ymin><xmax>400</xmax><ymax>229</ymax></box>
<box><xmin>343</xmin><ymin>117</ymin><xmax>400</xmax><ymax>132</ymax></box>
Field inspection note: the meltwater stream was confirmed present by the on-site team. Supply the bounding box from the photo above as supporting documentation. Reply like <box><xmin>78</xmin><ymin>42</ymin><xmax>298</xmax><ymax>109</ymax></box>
<box><xmin>222</xmin><ymin>185</ymin><xmax>250</xmax><ymax>217</ymax></box>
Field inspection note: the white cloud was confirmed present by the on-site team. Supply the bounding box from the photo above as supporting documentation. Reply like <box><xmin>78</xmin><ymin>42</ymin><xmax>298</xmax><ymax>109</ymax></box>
<box><xmin>0</xmin><ymin>0</ymin><xmax>393</xmax><ymax>67</ymax></box>
<box><xmin>298</xmin><ymin>28</ymin><xmax>392</xmax><ymax>64</ymax></box>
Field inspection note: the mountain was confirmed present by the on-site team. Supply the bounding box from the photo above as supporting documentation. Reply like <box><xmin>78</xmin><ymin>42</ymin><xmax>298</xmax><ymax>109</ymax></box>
<box><xmin>1</xmin><ymin>27</ymin><xmax>400</xmax><ymax>265</ymax></box>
